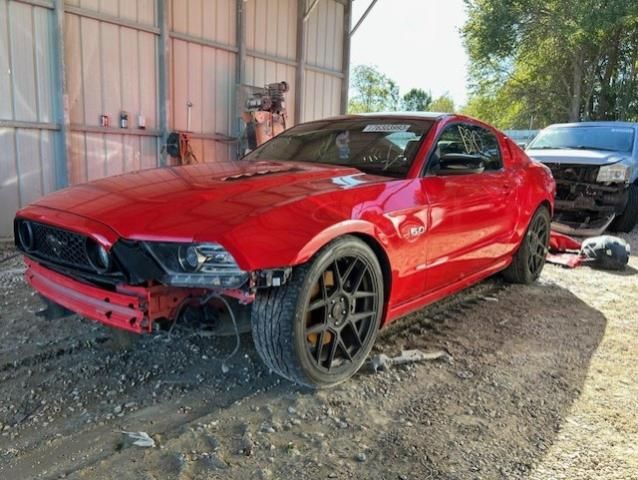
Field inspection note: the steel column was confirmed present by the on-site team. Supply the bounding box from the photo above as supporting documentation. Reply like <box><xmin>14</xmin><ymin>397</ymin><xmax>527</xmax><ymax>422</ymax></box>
<box><xmin>158</xmin><ymin>0</ymin><xmax>171</xmax><ymax>166</ymax></box>
<box><xmin>235</xmin><ymin>0</ymin><xmax>247</xmax><ymax>144</ymax></box>
<box><xmin>340</xmin><ymin>0</ymin><xmax>352</xmax><ymax>114</ymax></box>
<box><xmin>52</xmin><ymin>0</ymin><xmax>69</xmax><ymax>189</ymax></box>
<box><xmin>295</xmin><ymin>0</ymin><xmax>307</xmax><ymax>124</ymax></box>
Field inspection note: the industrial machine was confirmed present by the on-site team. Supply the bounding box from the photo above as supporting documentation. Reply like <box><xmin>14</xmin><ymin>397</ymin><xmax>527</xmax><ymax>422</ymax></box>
<box><xmin>240</xmin><ymin>81</ymin><xmax>290</xmax><ymax>152</ymax></box>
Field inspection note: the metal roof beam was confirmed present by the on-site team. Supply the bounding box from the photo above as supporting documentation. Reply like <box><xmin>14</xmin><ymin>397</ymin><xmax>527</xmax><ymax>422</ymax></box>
<box><xmin>350</xmin><ymin>0</ymin><xmax>378</xmax><ymax>36</ymax></box>
<box><xmin>303</xmin><ymin>0</ymin><xmax>323</xmax><ymax>22</ymax></box>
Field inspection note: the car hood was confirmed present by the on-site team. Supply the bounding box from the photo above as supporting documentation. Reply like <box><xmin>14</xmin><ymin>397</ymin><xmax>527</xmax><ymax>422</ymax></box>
<box><xmin>29</xmin><ymin>160</ymin><xmax>386</xmax><ymax>242</ymax></box>
<box><xmin>526</xmin><ymin>148</ymin><xmax>632</xmax><ymax>166</ymax></box>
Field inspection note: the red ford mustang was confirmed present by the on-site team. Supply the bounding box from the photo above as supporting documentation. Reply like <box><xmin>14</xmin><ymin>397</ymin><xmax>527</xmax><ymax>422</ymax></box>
<box><xmin>14</xmin><ymin>113</ymin><xmax>555</xmax><ymax>387</ymax></box>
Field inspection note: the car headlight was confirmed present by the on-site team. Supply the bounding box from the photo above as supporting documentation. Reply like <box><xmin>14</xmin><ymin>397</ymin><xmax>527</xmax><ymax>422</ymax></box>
<box><xmin>144</xmin><ymin>242</ymin><xmax>247</xmax><ymax>288</ymax></box>
<box><xmin>597</xmin><ymin>163</ymin><xmax>630</xmax><ymax>183</ymax></box>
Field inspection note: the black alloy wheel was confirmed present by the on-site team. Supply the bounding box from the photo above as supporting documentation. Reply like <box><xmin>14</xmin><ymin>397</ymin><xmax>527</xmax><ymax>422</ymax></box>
<box><xmin>526</xmin><ymin>211</ymin><xmax>550</xmax><ymax>277</ymax></box>
<box><xmin>251</xmin><ymin>236</ymin><xmax>384</xmax><ymax>387</ymax></box>
<box><xmin>302</xmin><ymin>254</ymin><xmax>380</xmax><ymax>373</ymax></box>
<box><xmin>503</xmin><ymin>205</ymin><xmax>551</xmax><ymax>284</ymax></box>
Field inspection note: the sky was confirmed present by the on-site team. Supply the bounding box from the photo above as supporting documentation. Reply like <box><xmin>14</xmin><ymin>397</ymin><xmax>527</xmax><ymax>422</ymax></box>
<box><xmin>350</xmin><ymin>0</ymin><xmax>470</xmax><ymax>108</ymax></box>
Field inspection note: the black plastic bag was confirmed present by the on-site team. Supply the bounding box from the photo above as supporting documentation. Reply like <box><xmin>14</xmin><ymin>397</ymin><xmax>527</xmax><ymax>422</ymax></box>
<box><xmin>580</xmin><ymin>236</ymin><xmax>631</xmax><ymax>270</ymax></box>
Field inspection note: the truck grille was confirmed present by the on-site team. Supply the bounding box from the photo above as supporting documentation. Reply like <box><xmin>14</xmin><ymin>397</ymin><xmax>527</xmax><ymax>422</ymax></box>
<box><xmin>24</xmin><ymin>222</ymin><xmax>93</xmax><ymax>271</ymax></box>
<box><xmin>543</xmin><ymin>163</ymin><xmax>600</xmax><ymax>183</ymax></box>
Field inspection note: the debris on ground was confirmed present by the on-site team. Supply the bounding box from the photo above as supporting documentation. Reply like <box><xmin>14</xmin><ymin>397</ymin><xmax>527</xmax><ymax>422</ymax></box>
<box><xmin>368</xmin><ymin>349</ymin><xmax>453</xmax><ymax>372</ymax></box>
<box><xmin>119</xmin><ymin>431</ymin><xmax>156</xmax><ymax>448</ymax></box>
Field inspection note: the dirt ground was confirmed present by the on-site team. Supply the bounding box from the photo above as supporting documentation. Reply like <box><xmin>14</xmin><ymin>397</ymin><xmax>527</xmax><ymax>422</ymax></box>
<box><xmin>0</xmin><ymin>231</ymin><xmax>636</xmax><ymax>480</ymax></box>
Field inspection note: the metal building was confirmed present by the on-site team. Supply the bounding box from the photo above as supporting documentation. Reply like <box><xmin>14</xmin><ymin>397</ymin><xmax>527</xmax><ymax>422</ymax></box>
<box><xmin>0</xmin><ymin>0</ymin><xmax>352</xmax><ymax>237</ymax></box>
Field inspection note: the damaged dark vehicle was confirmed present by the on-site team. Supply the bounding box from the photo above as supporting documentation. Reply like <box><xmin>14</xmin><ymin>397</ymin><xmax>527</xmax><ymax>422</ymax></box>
<box><xmin>527</xmin><ymin>122</ymin><xmax>638</xmax><ymax>235</ymax></box>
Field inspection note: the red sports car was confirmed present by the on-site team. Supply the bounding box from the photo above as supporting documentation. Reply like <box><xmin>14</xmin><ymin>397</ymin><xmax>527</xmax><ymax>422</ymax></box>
<box><xmin>14</xmin><ymin>113</ymin><xmax>555</xmax><ymax>387</ymax></box>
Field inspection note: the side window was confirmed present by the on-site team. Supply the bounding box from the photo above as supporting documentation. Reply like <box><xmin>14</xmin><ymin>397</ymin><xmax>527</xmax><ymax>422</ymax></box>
<box><xmin>426</xmin><ymin>123</ymin><xmax>502</xmax><ymax>174</ymax></box>
<box><xmin>472</xmin><ymin>126</ymin><xmax>503</xmax><ymax>170</ymax></box>
<box><xmin>427</xmin><ymin>124</ymin><xmax>470</xmax><ymax>173</ymax></box>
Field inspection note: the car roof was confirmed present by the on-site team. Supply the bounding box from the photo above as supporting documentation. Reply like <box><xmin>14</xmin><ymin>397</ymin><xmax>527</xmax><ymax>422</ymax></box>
<box><xmin>325</xmin><ymin>112</ymin><xmax>451</xmax><ymax>121</ymax></box>
<box><xmin>545</xmin><ymin>121</ymin><xmax>638</xmax><ymax>129</ymax></box>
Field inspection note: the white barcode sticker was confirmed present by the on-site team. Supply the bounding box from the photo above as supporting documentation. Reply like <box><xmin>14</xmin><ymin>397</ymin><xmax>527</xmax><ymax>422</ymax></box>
<box><xmin>363</xmin><ymin>124</ymin><xmax>411</xmax><ymax>133</ymax></box>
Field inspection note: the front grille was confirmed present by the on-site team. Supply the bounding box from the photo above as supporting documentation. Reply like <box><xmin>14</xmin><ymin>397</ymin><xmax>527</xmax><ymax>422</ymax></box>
<box><xmin>543</xmin><ymin>163</ymin><xmax>600</xmax><ymax>183</ymax></box>
<box><xmin>29</xmin><ymin>222</ymin><xmax>93</xmax><ymax>271</ymax></box>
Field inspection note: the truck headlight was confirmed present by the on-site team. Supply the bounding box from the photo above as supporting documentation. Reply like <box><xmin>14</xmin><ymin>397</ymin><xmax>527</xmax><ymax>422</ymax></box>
<box><xmin>144</xmin><ymin>242</ymin><xmax>247</xmax><ymax>288</ymax></box>
<box><xmin>597</xmin><ymin>164</ymin><xmax>630</xmax><ymax>183</ymax></box>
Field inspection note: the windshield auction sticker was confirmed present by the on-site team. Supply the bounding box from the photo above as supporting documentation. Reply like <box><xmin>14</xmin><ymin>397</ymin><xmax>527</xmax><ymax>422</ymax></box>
<box><xmin>363</xmin><ymin>124</ymin><xmax>411</xmax><ymax>133</ymax></box>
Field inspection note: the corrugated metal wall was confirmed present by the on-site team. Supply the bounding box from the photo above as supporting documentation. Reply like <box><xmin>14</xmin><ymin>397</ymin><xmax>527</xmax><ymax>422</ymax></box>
<box><xmin>245</xmin><ymin>0</ymin><xmax>298</xmax><ymax>123</ymax></box>
<box><xmin>303</xmin><ymin>0</ymin><xmax>344</xmax><ymax>120</ymax></box>
<box><xmin>171</xmin><ymin>0</ymin><xmax>236</xmax><ymax>164</ymax></box>
<box><xmin>0</xmin><ymin>0</ymin><xmax>350</xmax><ymax>237</ymax></box>
<box><xmin>64</xmin><ymin>0</ymin><xmax>160</xmax><ymax>184</ymax></box>
<box><xmin>0</xmin><ymin>0</ymin><xmax>59</xmax><ymax>236</ymax></box>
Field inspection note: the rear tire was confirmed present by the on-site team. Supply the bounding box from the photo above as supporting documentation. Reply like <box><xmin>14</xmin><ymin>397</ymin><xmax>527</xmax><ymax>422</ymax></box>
<box><xmin>251</xmin><ymin>236</ymin><xmax>384</xmax><ymax>388</ymax></box>
<box><xmin>610</xmin><ymin>183</ymin><xmax>638</xmax><ymax>233</ymax></box>
<box><xmin>503</xmin><ymin>206</ymin><xmax>551</xmax><ymax>284</ymax></box>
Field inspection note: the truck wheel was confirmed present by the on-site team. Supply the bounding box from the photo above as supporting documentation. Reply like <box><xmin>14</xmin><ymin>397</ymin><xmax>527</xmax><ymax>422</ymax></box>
<box><xmin>610</xmin><ymin>183</ymin><xmax>638</xmax><ymax>233</ymax></box>
<box><xmin>503</xmin><ymin>206</ymin><xmax>550</xmax><ymax>284</ymax></box>
<box><xmin>251</xmin><ymin>236</ymin><xmax>384</xmax><ymax>388</ymax></box>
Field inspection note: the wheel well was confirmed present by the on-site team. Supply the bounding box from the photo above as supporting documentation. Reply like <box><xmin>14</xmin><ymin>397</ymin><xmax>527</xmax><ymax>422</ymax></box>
<box><xmin>349</xmin><ymin>233</ymin><xmax>392</xmax><ymax>307</ymax></box>
<box><xmin>538</xmin><ymin>199</ymin><xmax>552</xmax><ymax>217</ymax></box>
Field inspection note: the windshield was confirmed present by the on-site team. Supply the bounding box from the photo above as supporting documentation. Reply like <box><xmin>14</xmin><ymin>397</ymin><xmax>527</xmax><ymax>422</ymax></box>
<box><xmin>527</xmin><ymin>125</ymin><xmax>635</xmax><ymax>153</ymax></box>
<box><xmin>242</xmin><ymin>118</ymin><xmax>434</xmax><ymax>178</ymax></box>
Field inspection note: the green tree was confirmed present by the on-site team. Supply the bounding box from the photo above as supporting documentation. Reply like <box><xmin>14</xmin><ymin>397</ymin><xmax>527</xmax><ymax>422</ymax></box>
<box><xmin>348</xmin><ymin>65</ymin><xmax>400</xmax><ymax>113</ymax></box>
<box><xmin>402</xmin><ymin>88</ymin><xmax>432</xmax><ymax>111</ymax></box>
<box><xmin>429</xmin><ymin>94</ymin><xmax>456</xmax><ymax>113</ymax></box>
<box><xmin>463</xmin><ymin>0</ymin><xmax>638</xmax><ymax>126</ymax></box>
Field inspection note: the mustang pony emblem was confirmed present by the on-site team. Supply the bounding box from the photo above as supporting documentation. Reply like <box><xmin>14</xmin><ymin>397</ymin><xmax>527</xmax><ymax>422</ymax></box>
<box><xmin>46</xmin><ymin>234</ymin><xmax>67</xmax><ymax>256</ymax></box>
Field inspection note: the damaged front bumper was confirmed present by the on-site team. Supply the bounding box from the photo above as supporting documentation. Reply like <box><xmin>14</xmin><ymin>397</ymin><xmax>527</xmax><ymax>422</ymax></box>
<box><xmin>25</xmin><ymin>258</ymin><xmax>203</xmax><ymax>333</ymax></box>
<box><xmin>544</xmin><ymin>163</ymin><xmax>629</xmax><ymax>236</ymax></box>
<box><xmin>551</xmin><ymin>216</ymin><xmax>616</xmax><ymax>237</ymax></box>
<box><xmin>23</xmin><ymin>258</ymin><xmax>290</xmax><ymax>334</ymax></box>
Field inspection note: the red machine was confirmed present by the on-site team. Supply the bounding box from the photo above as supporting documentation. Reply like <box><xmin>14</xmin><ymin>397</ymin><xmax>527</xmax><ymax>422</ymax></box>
<box><xmin>241</xmin><ymin>81</ymin><xmax>289</xmax><ymax>152</ymax></box>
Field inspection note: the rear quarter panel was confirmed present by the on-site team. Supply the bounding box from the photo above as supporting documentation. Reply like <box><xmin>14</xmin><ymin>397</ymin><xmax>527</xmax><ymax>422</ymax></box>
<box><xmin>506</xmin><ymin>138</ymin><xmax>556</xmax><ymax>241</ymax></box>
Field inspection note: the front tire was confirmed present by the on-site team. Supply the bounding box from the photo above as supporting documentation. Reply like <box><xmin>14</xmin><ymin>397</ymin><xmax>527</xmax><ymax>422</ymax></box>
<box><xmin>251</xmin><ymin>236</ymin><xmax>384</xmax><ymax>388</ymax></box>
<box><xmin>503</xmin><ymin>205</ymin><xmax>551</xmax><ymax>284</ymax></box>
<box><xmin>610</xmin><ymin>183</ymin><xmax>638</xmax><ymax>233</ymax></box>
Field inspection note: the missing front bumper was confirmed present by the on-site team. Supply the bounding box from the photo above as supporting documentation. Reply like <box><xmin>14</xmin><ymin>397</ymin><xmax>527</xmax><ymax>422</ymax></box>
<box><xmin>549</xmin><ymin>174</ymin><xmax>628</xmax><ymax>236</ymax></box>
<box><xmin>551</xmin><ymin>215</ymin><xmax>616</xmax><ymax>237</ymax></box>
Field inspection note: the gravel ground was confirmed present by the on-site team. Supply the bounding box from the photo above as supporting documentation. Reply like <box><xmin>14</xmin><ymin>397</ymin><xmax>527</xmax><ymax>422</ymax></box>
<box><xmin>0</xmin><ymin>230</ymin><xmax>636</xmax><ymax>480</ymax></box>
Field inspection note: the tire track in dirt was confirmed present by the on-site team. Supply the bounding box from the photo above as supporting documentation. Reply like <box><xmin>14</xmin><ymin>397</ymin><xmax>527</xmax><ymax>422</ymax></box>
<box><xmin>0</xmin><ymin>336</ymin><xmax>108</xmax><ymax>375</ymax></box>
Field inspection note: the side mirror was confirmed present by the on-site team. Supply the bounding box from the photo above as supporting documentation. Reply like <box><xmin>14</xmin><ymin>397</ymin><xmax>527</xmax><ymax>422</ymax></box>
<box><xmin>435</xmin><ymin>153</ymin><xmax>485</xmax><ymax>176</ymax></box>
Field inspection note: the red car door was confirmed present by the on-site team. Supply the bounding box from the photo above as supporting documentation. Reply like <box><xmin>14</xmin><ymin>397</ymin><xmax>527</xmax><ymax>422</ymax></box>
<box><xmin>421</xmin><ymin>123</ymin><xmax>516</xmax><ymax>292</ymax></box>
